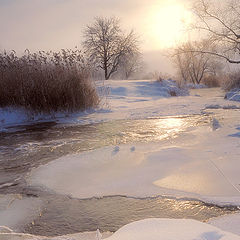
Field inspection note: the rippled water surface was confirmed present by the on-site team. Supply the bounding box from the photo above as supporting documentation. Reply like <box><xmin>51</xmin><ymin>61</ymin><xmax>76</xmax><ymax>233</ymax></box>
<box><xmin>24</xmin><ymin>195</ymin><xmax>238</xmax><ymax>236</ymax></box>
<box><xmin>0</xmin><ymin>115</ymin><xmax>210</xmax><ymax>184</ymax></box>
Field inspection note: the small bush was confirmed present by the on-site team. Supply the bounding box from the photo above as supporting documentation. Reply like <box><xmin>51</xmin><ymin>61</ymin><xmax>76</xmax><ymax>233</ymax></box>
<box><xmin>203</xmin><ymin>75</ymin><xmax>220</xmax><ymax>87</ymax></box>
<box><xmin>0</xmin><ymin>49</ymin><xmax>99</xmax><ymax>113</ymax></box>
<box><xmin>221</xmin><ymin>71</ymin><xmax>240</xmax><ymax>91</ymax></box>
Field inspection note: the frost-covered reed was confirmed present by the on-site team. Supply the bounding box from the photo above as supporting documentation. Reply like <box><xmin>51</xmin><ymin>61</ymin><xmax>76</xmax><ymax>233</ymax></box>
<box><xmin>0</xmin><ymin>49</ymin><xmax>99</xmax><ymax>113</ymax></box>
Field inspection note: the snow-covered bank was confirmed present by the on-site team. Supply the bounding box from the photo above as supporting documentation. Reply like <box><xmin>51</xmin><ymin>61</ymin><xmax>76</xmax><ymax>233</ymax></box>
<box><xmin>0</xmin><ymin>80</ymin><xmax>187</xmax><ymax>131</ymax></box>
<box><xmin>0</xmin><ymin>108</ymin><xmax>30</xmax><ymax>131</ymax></box>
<box><xmin>1</xmin><ymin>81</ymin><xmax>239</xmax><ymax>133</ymax></box>
<box><xmin>187</xmin><ymin>83</ymin><xmax>207</xmax><ymax>89</ymax></box>
<box><xmin>0</xmin><ymin>107</ymin><xmax>98</xmax><ymax>132</ymax></box>
<box><xmin>1</xmin><ymin>219</ymin><xmax>240</xmax><ymax>240</ymax></box>
<box><xmin>104</xmin><ymin>79</ymin><xmax>188</xmax><ymax>99</ymax></box>
<box><xmin>225</xmin><ymin>88</ymin><xmax>240</xmax><ymax>102</ymax></box>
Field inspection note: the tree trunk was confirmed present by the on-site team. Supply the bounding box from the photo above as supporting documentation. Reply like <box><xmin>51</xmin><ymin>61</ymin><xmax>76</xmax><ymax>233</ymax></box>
<box><xmin>105</xmin><ymin>68</ymin><xmax>109</xmax><ymax>80</ymax></box>
<box><xmin>104</xmin><ymin>60</ymin><xmax>108</xmax><ymax>80</ymax></box>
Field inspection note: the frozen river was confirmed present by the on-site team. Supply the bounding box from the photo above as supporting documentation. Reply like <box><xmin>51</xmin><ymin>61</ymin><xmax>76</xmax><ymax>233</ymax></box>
<box><xmin>0</xmin><ymin>112</ymin><xmax>239</xmax><ymax>236</ymax></box>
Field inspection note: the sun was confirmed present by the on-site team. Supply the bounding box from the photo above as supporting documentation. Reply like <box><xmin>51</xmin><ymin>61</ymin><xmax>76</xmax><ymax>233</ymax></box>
<box><xmin>144</xmin><ymin>1</ymin><xmax>192</xmax><ymax>50</ymax></box>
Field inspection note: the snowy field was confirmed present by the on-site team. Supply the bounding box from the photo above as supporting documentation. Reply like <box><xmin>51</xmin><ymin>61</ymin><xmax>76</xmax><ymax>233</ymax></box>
<box><xmin>1</xmin><ymin>79</ymin><xmax>240</xmax><ymax>240</ymax></box>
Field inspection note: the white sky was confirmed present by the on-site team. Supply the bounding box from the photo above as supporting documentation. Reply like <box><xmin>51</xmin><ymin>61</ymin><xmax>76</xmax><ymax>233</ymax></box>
<box><xmin>0</xmin><ymin>0</ymin><xmax>192</xmax><ymax>74</ymax></box>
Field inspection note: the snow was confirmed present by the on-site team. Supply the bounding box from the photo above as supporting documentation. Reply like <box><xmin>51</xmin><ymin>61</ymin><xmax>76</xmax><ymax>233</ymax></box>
<box><xmin>205</xmin><ymin>104</ymin><xmax>240</xmax><ymax>110</ymax></box>
<box><xmin>187</xmin><ymin>83</ymin><xmax>207</xmax><ymax>89</ymax></box>
<box><xmin>225</xmin><ymin>88</ymin><xmax>240</xmax><ymax>102</ymax></box>
<box><xmin>0</xmin><ymin>107</ymin><xmax>96</xmax><ymax>132</ymax></box>
<box><xmin>211</xmin><ymin>118</ymin><xmax>221</xmax><ymax>131</ymax></box>
<box><xmin>0</xmin><ymin>108</ymin><xmax>29</xmax><ymax>132</ymax></box>
<box><xmin>105</xmin><ymin>79</ymin><xmax>189</xmax><ymax>98</ymax></box>
<box><xmin>209</xmin><ymin>213</ymin><xmax>240</xmax><ymax>236</ymax></box>
<box><xmin>1</xmin><ymin>219</ymin><xmax>240</xmax><ymax>240</ymax></box>
<box><xmin>106</xmin><ymin>219</ymin><xmax>240</xmax><ymax>240</ymax></box>
<box><xmin>0</xmin><ymin>226</ymin><xmax>13</xmax><ymax>233</ymax></box>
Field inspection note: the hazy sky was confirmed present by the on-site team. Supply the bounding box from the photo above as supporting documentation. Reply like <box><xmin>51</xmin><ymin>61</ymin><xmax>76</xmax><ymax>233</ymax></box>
<box><xmin>0</xmin><ymin>0</ymin><xmax>192</xmax><ymax>73</ymax></box>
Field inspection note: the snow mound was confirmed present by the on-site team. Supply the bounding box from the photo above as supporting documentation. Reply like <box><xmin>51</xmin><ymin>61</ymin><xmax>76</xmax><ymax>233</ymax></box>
<box><xmin>187</xmin><ymin>83</ymin><xmax>207</xmax><ymax>89</ymax></box>
<box><xmin>225</xmin><ymin>88</ymin><xmax>240</xmax><ymax>102</ymax></box>
<box><xmin>155</xmin><ymin>79</ymin><xmax>189</xmax><ymax>97</ymax></box>
<box><xmin>205</xmin><ymin>104</ymin><xmax>222</xmax><ymax>109</ymax></box>
<box><xmin>106</xmin><ymin>219</ymin><xmax>240</xmax><ymax>240</ymax></box>
<box><xmin>106</xmin><ymin>79</ymin><xmax>189</xmax><ymax>99</ymax></box>
<box><xmin>209</xmin><ymin>213</ymin><xmax>240</xmax><ymax>236</ymax></box>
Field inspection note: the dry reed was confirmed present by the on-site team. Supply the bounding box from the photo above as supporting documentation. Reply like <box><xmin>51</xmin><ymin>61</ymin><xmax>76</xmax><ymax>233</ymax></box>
<box><xmin>0</xmin><ymin>49</ymin><xmax>99</xmax><ymax>113</ymax></box>
<box><xmin>221</xmin><ymin>71</ymin><xmax>240</xmax><ymax>91</ymax></box>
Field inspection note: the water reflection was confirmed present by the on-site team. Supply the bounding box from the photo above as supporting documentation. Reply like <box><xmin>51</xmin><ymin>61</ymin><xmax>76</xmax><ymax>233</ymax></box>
<box><xmin>23</xmin><ymin>195</ymin><xmax>238</xmax><ymax>236</ymax></box>
<box><xmin>0</xmin><ymin>114</ymin><xmax>236</xmax><ymax>237</ymax></box>
<box><xmin>157</xmin><ymin>118</ymin><xmax>184</xmax><ymax>129</ymax></box>
<box><xmin>0</xmin><ymin>115</ymin><xmax>210</xmax><ymax>186</ymax></box>
<box><xmin>154</xmin><ymin>118</ymin><xmax>185</xmax><ymax>140</ymax></box>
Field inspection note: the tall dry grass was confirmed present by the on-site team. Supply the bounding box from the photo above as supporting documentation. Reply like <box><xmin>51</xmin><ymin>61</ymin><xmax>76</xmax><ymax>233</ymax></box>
<box><xmin>202</xmin><ymin>75</ymin><xmax>220</xmax><ymax>88</ymax></box>
<box><xmin>0</xmin><ymin>49</ymin><xmax>99</xmax><ymax>113</ymax></box>
<box><xmin>221</xmin><ymin>71</ymin><xmax>240</xmax><ymax>91</ymax></box>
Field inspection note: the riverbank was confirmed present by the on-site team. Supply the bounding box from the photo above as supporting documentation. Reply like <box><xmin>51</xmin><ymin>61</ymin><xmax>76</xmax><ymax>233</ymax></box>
<box><xmin>0</xmin><ymin>79</ymin><xmax>188</xmax><ymax>132</ymax></box>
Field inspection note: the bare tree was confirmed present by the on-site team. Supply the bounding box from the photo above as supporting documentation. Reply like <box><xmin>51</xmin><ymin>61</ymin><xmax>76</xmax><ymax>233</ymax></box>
<box><xmin>118</xmin><ymin>51</ymin><xmax>143</xmax><ymax>79</ymax></box>
<box><xmin>173</xmin><ymin>41</ymin><xmax>221</xmax><ymax>84</ymax></box>
<box><xmin>83</xmin><ymin>17</ymin><xmax>139</xmax><ymax>80</ymax></box>
<box><xmin>191</xmin><ymin>0</ymin><xmax>240</xmax><ymax>64</ymax></box>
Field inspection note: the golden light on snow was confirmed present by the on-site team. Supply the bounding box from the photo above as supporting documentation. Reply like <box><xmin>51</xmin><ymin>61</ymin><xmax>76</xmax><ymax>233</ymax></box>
<box><xmin>155</xmin><ymin>118</ymin><xmax>184</xmax><ymax>131</ymax></box>
<box><xmin>162</xmin><ymin>118</ymin><xmax>184</xmax><ymax>129</ymax></box>
<box><xmin>145</xmin><ymin>1</ymin><xmax>192</xmax><ymax>49</ymax></box>
<box><xmin>154</xmin><ymin>118</ymin><xmax>185</xmax><ymax>140</ymax></box>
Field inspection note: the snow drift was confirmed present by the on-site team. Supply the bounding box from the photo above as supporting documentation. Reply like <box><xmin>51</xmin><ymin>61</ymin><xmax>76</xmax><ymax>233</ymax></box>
<box><xmin>225</xmin><ymin>88</ymin><xmax>240</xmax><ymax>102</ymax></box>
<box><xmin>105</xmin><ymin>79</ymin><xmax>189</xmax><ymax>99</ymax></box>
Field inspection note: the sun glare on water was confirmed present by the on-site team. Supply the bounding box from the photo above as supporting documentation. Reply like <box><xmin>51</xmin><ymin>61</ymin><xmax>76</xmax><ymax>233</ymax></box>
<box><xmin>145</xmin><ymin>1</ymin><xmax>192</xmax><ymax>49</ymax></box>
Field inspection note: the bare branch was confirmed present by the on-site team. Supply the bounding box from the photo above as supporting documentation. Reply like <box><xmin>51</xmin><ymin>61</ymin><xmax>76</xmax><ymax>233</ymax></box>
<box><xmin>190</xmin><ymin>0</ymin><xmax>240</xmax><ymax>64</ymax></box>
<box><xmin>82</xmin><ymin>17</ymin><xmax>140</xmax><ymax>80</ymax></box>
